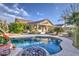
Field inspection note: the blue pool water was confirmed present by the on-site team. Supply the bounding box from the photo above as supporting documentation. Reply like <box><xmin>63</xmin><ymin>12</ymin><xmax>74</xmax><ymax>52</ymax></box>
<box><xmin>11</xmin><ymin>36</ymin><xmax>62</xmax><ymax>55</ymax></box>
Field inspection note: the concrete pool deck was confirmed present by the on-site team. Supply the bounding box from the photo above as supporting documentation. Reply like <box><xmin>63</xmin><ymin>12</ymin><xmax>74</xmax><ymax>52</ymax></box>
<box><xmin>9</xmin><ymin>34</ymin><xmax>79</xmax><ymax>56</ymax></box>
<box><xmin>53</xmin><ymin>36</ymin><xmax>79</xmax><ymax>56</ymax></box>
<box><xmin>8</xmin><ymin>48</ymin><xmax>23</xmax><ymax>56</ymax></box>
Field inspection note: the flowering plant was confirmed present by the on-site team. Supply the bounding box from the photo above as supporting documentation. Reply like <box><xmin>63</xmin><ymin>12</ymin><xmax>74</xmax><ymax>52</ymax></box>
<box><xmin>0</xmin><ymin>34</ymin><xmax>9</xmax><ymax>44</ymax></box>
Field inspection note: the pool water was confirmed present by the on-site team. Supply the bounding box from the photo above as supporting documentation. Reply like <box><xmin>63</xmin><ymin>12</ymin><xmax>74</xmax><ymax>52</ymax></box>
<box><xmin>11</xmin><ymin>36</ymin><xmax>62</xmax><ymax>55</ymax></box>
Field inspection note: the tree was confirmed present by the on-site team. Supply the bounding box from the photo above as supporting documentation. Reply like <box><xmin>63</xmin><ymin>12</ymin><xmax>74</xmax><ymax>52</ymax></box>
<box><xmin>9</xmin><ymin>22</ymin><xmax>25</xmax><ymax>33</ymax></box>
<box><xmin>54</xmin><ymin>27</ymin><xmax>64</xmax><ymax>35</ymax></box>
<box><xmin>62</xmin><ymin>4</ymin><xmax>79</xmax><ymax>48</ymax></box>
<box><xmin>0</xmin><ymin>21</ymin><xmax>8</xmax><ymax>32</ymax></box>
<box><xmin>27</xmin><ymin>25</ymin><xmax>37</xmax><ymax>34</ymax></box>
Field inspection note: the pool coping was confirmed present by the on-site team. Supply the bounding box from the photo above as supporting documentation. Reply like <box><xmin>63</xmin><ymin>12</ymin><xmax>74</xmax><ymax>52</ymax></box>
<box><xmin>9</xmin><ymin>34</ymin><xmax>53</xmax><ymax>38</ymax></box>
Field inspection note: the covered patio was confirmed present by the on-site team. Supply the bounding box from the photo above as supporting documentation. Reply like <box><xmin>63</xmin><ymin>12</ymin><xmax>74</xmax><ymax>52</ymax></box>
<box><xmin>28</xmin><ymin>19</ymin><xmax>54</xmax><ymax>34</ymax></box>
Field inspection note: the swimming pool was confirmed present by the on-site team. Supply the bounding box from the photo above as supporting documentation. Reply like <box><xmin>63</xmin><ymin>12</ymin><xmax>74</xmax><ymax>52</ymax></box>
<box><xmin>11</xmin><ymin>36</ymin><xmax>62</xmax><ymax>55</ymax></box>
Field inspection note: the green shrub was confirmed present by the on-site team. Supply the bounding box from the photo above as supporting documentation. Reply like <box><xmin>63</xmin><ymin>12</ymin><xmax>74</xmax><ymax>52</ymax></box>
<box><xmin>9</xmin><ymin>22</ymin><xmax>25</xmax><ymax>33</ymax></box>
<box><xmin>54</xmin><ymin>27</ymin><xmax>64</xmax><ymax>35</ymax></box>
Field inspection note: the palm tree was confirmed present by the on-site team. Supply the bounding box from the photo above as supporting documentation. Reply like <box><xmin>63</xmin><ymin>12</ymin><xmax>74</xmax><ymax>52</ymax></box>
<box><xmin>62</xmin><ymin>4</ymin><xmax>79</xmax><ymax>48</ymax></box>
<box><xmin>69</xmin><ymin>12</ymin><xmax>79</xmax><ymax>48</ymax></box>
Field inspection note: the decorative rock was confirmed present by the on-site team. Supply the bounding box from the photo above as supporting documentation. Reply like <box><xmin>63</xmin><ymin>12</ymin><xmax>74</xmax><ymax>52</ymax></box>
<box><xmin>22</xmin><ymin>46</ymin><xmax>48</xmax><ymax>56</ymax></box>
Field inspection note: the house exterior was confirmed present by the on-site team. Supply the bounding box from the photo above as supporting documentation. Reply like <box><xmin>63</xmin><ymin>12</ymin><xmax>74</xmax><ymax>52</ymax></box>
<box><xmin>28</xmin><ymin>19</ymin><xmax>54</xmax><ymax>34</ymax></box>
<box><xmin>15</xmin><ymin>18</ymin><xmax>54</xmax><ymax>34</ymax></box>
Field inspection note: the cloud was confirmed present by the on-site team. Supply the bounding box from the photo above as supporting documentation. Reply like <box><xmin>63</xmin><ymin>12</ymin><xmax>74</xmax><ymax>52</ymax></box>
<box><xmin>3</xmin><ymin>13</ymin><xmax>23</xmax><ymax>19</ymax></box>
<box><xmin>0</xmin><ymin>4</ymin><xmax>19</xmax><ymax>14</ymax></box>
<box><xmin>12</xmin><ymin>3</ymin><xmax>20</xmax><ymax>12</ymax></box>
<box><xmin>20</xmin><ymin>8</ymin><xmax>29</xmax><ymax>16</ymax></box>
<box><xmin>13</xmin><ymin>3</ymin><xmax>19</xmax><ymax>8</ymax></box>
<box><xmin>0</xmin><ymin>12</ymin><xmax>24</xmax><ymax>23</ymax></box>
<box><xmin>12</xmin><ymin>3</ymin><xmax>29</xmax><ymax>16</ymax></box>
<box><xmin>3</xmin><ymin>13</ymin><xmax>16</xmax><ymax>18</ymax></box>
<box><xmin>0</xmin><ymin>3</ymin><xmax>30</xmax><ymax>23</ymax></box>
<box><xmin>0</xmin><ymin>3</ymin><xmax>30</xmax><ymax>19</ymax></box>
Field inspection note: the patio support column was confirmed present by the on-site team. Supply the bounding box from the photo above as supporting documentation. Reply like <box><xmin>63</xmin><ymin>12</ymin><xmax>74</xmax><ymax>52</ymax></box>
<box><xmin>44</xmin><ymin>26</ymin><xmax>46</xmax><ymax>32</ymax></box>
<box><xmin>46</xmin><ymin>26</ymin><xmax>48</xmax><ymax>32</ymax></box>
<box><xmin>42</xmin><ymin>26</ymin><xmax>46</xmax><ymax>33</ymax></box>
<box><xmin>41</xmin><ymin>26</ymin><xmax>43</xmax><ymax>32</ymax></box>
<box><xmin>36</xmin><ymin>24</ymin><xmax>38</xmax><ymax>31</ymax></box>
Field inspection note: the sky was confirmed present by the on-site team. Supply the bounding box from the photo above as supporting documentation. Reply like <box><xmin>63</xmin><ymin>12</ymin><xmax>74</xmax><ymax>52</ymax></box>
<box><xmin>0</xmin><ymin>3</ymin><xmax>71</xmax><ymax>25</ymax></box>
